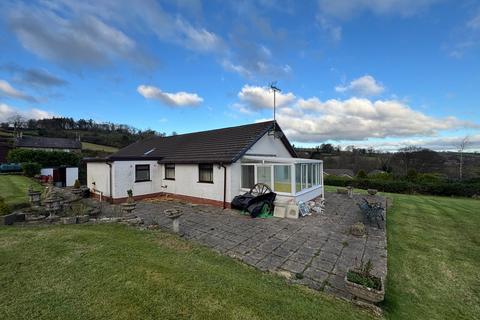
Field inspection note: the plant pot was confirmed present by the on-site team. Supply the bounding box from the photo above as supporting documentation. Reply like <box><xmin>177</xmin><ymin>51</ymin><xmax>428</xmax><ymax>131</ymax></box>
<box><xmin>367</xmin><ymin>189</ymin><xmax>378</xmax><ymax>196</ymax></box>
<box><xmin>71</xmin><ymin>188</ymin><xmax>83</xmax><ymax>196</ymax></box>
<box><xmin>345</xmin><ymin>272</ymin><xmax>385</xmax><ymax>303</ymax></box>
<box><xmin>121</xmin><ymin>202</ymin><xmax>136</xmax><ymax>214</ymax></box>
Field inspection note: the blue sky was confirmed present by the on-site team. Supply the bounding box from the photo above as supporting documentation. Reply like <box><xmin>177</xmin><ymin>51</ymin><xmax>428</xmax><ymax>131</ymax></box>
<box><xmin>0</xmin><ymin>0</ymin><xmax>479</xmax><ymax>150</ymax></box>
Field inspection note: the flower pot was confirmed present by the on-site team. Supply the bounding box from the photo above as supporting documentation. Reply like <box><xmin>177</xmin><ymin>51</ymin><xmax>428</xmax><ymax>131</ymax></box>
<box><xmin>121</xmin><ymin>202</ymin><xmax>136</xmax><ymax>214</ymax></box>
<box><xmin>345</xmin><ymin>272</ymin><xmax>385</xmax><ymax>303</ymax></box>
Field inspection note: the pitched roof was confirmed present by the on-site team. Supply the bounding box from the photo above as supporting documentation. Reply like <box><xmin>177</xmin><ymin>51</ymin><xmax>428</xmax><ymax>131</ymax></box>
<box><xmin>107</xmin><ymin>121</ymin><xmax>296</xmax><ymax>164</ymax></box>
<box><xmin>324</xmin><ymin>169</ymin><xmax>355</xmax><ymax>177</ymax></box>
<box><xmin>15</xmin><ymin>136</ymin><xmax>81</xmax><ymax>150</ymax></box>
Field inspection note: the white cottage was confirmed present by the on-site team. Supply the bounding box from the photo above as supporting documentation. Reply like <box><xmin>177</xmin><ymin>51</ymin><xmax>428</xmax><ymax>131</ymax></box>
<box><xmin>86</xmin><ymin>121</ymin><xmax>323</xmax><ymax>208</ymax></box>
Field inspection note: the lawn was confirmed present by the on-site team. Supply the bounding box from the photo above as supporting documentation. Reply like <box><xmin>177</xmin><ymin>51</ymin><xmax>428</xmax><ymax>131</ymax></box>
<box><xmin>82</xmin><ymin>142</ymin><xmax>119</xmax><ymax>153</ymax></box>
<box><xmin>383</xmin><ymin>193</ymin><xmax>480</xmax><ymax>319</ymax></box>
<box><xmin>0</xmin><ymin>225</ymin><xmax>374</xmax><ymax>320</ymax></box>
<box><xmin>0</xmin><ymin>175</ymin><xmax>43</xmax><ymax>207</ymax></box>
<box><xmin>325</xmin><ymin>185</ymin><xmax>480</xmax><ymax>319</ymax></box>
<box><xmin>1</xmin><ymin>185</ymin><xmax>478</xmax><ymax>319</ymax></box>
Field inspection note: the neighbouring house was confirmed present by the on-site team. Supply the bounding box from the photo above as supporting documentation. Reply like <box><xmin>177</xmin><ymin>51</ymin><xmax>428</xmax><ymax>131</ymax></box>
<box><xmin>14</xmin><ymin>134</ymin><xmax>82</xmax><ymax>153</ymax></box>
<box><xmin>40</xmin><ymin>167</ymin><xmax>79</xmax><ymax>187</ymax></box>
<box><xmin>323</xmin><ymin>169</ymin><xmax>355</xmax><ymax>179</ymax></box>
<box><xmin>85</xmin><ymin>121</ymin><xmax>324</xmax><ymax>208</ymax></box>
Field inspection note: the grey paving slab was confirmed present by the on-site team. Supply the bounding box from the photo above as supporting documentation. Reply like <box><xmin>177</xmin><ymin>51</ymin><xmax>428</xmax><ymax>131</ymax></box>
<box><xmin>102</xmin><ymin>191</ymin><xmax>387</xmax><ymax>301</ymax></box>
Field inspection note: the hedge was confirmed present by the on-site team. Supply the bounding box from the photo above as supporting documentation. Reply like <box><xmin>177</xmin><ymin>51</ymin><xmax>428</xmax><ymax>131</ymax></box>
<box><xmin>21</xmin><ymin>162</ymin><xmax>42</xmax><ymax>177</ymax></box>
<box><xmin>324</xmin><ymin>176</ymin><xmax>480</xmax><ymax>197</ymax></box>
<box><xmin>7</xmin><ymin>149</ymin><xmax>80</xmax><ymax>167</ymax></box>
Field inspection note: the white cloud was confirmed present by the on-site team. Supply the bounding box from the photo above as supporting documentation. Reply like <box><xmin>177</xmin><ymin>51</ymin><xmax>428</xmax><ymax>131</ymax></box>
<box><xmin>255</xmin><ymin>96</ymin><xmax>478</xmax><ymax>142</ymax></box>
<box><xmin>335</xmin><ymin>75</ymin><xmax>385</xmax><ymax>96</ymax></box>
<box><xmin>238</xmin><ymin>85</ymin><xmax>296</xmax><ymax>110</ymax></box>
<box><xmin>0</xmin><ymin>80</ymin><xmax>37</xmax><ymax>102</ymax></box>
<box><xmin>0</xmin><ymin>103</ymin><xmax>54</xmax><ymax>122</ymax></box>
<box><xmin>137</xmin><ymin>85</ymin><xmax>203</xmax><ymax>107</ymax></box>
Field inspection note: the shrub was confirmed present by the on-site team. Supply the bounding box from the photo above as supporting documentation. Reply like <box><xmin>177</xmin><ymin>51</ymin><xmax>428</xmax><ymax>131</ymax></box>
<box><xmin>356</xmin><ymin>170</ymin><xmax>367</xmax><ymax>179</ymax></box>
<box><xmin>0</xmin><ymin>197</ymin><xmax>10</xmax><ymax>216</ymax></box>
<box><xmin>406</xmin><ymin>169</ymin><xmax>418</xmax><ymax>181</ymax></box>
<box><xmin>7</xmin><ymin>149</ymin><xmax>80</xmax><ymax>167</ymax></box>
<box><xmin>21</xmin><ymin>162</ymin><xmax>42</xmax><ymax>177</ymax></box>
<box><xmin>73</xmin><ymin>179</ymin><xmax>81</xmax><ymax>189</ymax></box>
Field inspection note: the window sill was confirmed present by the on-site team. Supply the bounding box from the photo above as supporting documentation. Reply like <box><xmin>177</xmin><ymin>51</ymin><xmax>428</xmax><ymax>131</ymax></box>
<box><xmin>197</xmin><ymin>181</ymin><xmax>214</xmax><ymax>184</ymax></box>
<box><xmin>135</xmin><ymin>180</ymin><xmax>151</xmax><ymax>183</ymax></box>
<box><xmin>164</xmin><ymin>178</ymin><xmax>175</xmax><ymax>181</ymax></box>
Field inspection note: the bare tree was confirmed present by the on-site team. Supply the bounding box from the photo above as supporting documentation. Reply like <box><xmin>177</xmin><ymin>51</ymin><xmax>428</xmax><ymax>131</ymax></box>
<box><xmin>8</xmin><ymin>113</ymin><xmax>26</xmax><ymax>134</ymax></box>
<box><xmin>458</xmin><ymin>136</ymin><xmax>470</xmax><ymax>180</ymax></box>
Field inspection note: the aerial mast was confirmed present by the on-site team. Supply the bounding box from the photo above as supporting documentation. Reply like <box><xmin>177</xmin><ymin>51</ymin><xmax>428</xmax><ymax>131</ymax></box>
<box><xmin>270</xmin><ymin>82</ymin><xmax>281</xmax><ymax>138</ymax></box>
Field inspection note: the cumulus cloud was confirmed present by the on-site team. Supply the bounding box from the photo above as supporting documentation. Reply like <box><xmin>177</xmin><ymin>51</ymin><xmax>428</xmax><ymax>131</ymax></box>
<box><xmin>0</xmin><ymin>103</ymin><xmax>54</xmax><ymax>122</ymax></box>
<box><xmin>253</xmin><ymin>96</ymin><xmax>478</xmax><ymax>142</ymax></box>
<box><xmin>0</xmin><ymin>80</ymin><xmax>37</xmax><ymax>102</ymax></box>
<box><xmin>137</xmin><ymin>85</ymin><xmax>203</xmax><ymax>107</ymax></box>
<box><xmin>335</xmin><ymin>75</ymin><xmax>385</xmax><ymax>96</ymax></box>
<box><xmin>237</xmin><ymin>85</ymin><xmax>296</xmax><ymax>110</ymax></box>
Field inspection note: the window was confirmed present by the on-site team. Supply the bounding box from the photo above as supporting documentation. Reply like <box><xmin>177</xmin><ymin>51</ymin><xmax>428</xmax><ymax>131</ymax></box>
<box><xmin>241</xmin><ymin>165</ymin><xmax>255</xmax><ymax>189</ymax></box>
<box><xmin>198</xmin><ymin>164</ymin><xmax>213</xmax><ymax>183</ymax></box>
<box><xmin>295</xmin><ymin>164</ymin><xmax>302</xmax><ymax>192</ymax></box>
<box><xmin>135</xmin><ymin>164</ymin><xmax>150</xmax><ymax>182</ymax></box>
<box><xmin>256</xmin><ymin>165</ymin><xmax>272</xmax><ymax>188</ymax></box>
<box><xmin>165</xmin><ymin>164</ymin><xmax>175</xmax><ymax>180</ymax></box>
<box><xmin>274</xmin><ymin>165</ymin><xmax>291</xmax><ymax>193</ymax></box>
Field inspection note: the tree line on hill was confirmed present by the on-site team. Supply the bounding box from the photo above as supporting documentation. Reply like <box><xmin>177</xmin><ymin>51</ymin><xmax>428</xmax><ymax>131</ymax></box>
<box><xmin>1</xmin><ymin>116</ymin><xmax>166</xmax><ymax>148</ymax></box>
<box><xmin>295</xmin><ymin>143</ymin><xmax>479</xmax><ymax>181</ymax></box>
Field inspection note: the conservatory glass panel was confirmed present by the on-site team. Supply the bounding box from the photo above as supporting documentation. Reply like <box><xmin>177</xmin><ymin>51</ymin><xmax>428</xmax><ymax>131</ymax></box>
<box><xmin>274</xmin><ymin>165</ymin><xmax>291</xmax><ymax>193</ymax></box>
<box><xmin>257</xmin><ymin>166</ymin><xmax>272</xmax><ymax>188</ymax></box>
<box><xmin>241</xmin><ymin>165</ymin><xmax>255</xmax><ymax>189</ymax></box>
<box><xmin>295</xmin><ymin>164</ymin><xmax>302</xmax><ymax>192</ymax></box>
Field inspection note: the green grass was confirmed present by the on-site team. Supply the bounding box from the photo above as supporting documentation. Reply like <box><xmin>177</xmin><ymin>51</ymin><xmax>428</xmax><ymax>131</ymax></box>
<box><xmin>82</xmin><ymin>142</ymin><xmax>119</xmax><ymax>153</ymax></box>
<box><xmin>325</xmin><ymin>185</ymin><xmax>480</xmax><ymax>319</ymax></box>
<box><xmin>0</xmin><ymin>225</ymin><xmax>374</xmax><ymax>320</ymax></box>
<box><xmin>383</xmin><ymin>193</ymin><xmax>480</xmax><ymax>320</ymax></box>
<box><xmin>0</xmin><ymin>175</ymin><xmax>42</xmax><ymax>207</ymax></box>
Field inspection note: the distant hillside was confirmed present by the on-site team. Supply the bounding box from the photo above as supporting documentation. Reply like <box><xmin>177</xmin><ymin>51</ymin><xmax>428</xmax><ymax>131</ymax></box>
<box><xmin>1</xmin><ymin>117</ymin><xmax>165</xmax><ymax>149</ymax></box>
<box><xmin>296</xmin><ymin>146</ymin><xmax>480</xmax><ymax>180</ymax></box>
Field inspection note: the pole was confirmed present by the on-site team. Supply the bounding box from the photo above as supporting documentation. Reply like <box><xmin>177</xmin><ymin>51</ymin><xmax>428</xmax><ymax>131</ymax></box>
<box><xmin>270</xmin><ymin>84</ymin><xmax>281</xmax><ymax>138</ymax></box>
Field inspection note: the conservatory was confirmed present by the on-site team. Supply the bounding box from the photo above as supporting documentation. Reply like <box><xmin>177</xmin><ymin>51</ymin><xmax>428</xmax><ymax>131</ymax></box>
<box><xmin>240</xmin><ymin>156</ymin><xmax>324</xmax><ymax>203</ymax></box>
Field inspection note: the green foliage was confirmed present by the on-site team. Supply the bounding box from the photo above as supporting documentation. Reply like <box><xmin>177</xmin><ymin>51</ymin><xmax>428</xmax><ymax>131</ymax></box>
<box><xmin>0</xmin><ymin>197</ymin><xmax>10</xmax><ymax>216</ymax></box>
<box><xmin>73</xmin><ymin>179</ymin><xmax>81</xmax><ymax>189</ymax></box>
<box><xmin>21</xmin><ymin>162</ymin><xmax>42</xmax><ymax>177</ymax></box>
<box><xmin>7</xmin><ymin>149</ymin><xmax>80</xmax><ymax>167</ymax></box>
<box><xmin>370</xmin><ymin>172</ymin><xmax>394</xmax><ymax>180</ymax></box>
<box><xmin>406</xmin><ymin>169</ymin><xmax>418</xmax><ymax>181</ymax></box>
<box><xmin>347</xmin><ymin>270</ymin><xmax>381</xmax><ymax>291</ymax></box>
<box><xmin>356</xmin><ymin>170</ymin><xmax>367</xmax><ymax>179</ymax></box>
<box><xmin>324</xmin><ymin>175</ymin><xmax>480</xmax><ymax>197</ymax></box>
<box><xmin>127</xmin><ymin>189</ymin><xmax>133</xmax><ymax>198</ymax></box>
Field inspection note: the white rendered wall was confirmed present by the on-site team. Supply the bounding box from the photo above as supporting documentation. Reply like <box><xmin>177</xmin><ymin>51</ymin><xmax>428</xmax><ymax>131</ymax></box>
<box><xmin>160</xmin><ymin>164</ymin><xmax>230</xmax><ymax>202</ymax></box>
<box><xmin>230</xmin><ymin>132</ymin><xmax>295</xmax><ymax>201</ymax></box>
<box><xmin>112</xmin><ymin>161</ymin><xmax>162</xmax><ymax>199</ymax></box>
<box><xmin>244</xmin><ymin>133</ymin><xmax>292</xmax><ymax>158</ymax></box>
<box><xmin>87</xmin><ymin>162</ymin><xmax>111</xmax><ymax>197</ymax></box>
<box><xmin>66</xmin><ymin>167</ymin><xmax>78</xmax><ymax>187</ymax></box>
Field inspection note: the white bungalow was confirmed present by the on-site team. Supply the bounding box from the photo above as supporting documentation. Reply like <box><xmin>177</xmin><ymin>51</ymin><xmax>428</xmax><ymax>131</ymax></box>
<box><xmin>85</xmin><ymin>121</ymin><xmax>323</xmax><ymax>208</ymax></box>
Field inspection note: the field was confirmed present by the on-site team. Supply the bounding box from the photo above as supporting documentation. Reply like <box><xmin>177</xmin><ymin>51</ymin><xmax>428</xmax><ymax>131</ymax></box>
<box><xmin>0</xmin><ymin>178</ymin><xmax>478</xmax><ymax>319</ymax></box>
<box><xmin>81</xmin><ymin>142</ymin><xmax>119</xmax><ymax>153</ymax></box>
<box><xmin>0</xmin><ymin>175</ymin><xmax>42</xmax><ymax>207</ymax></box>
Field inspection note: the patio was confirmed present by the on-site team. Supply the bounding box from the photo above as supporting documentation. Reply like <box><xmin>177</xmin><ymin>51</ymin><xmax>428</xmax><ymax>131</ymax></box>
<box><xmin>131</xmin><ymin>191</ymin><xmax>387</xmax><ymax>300</ymax></box>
